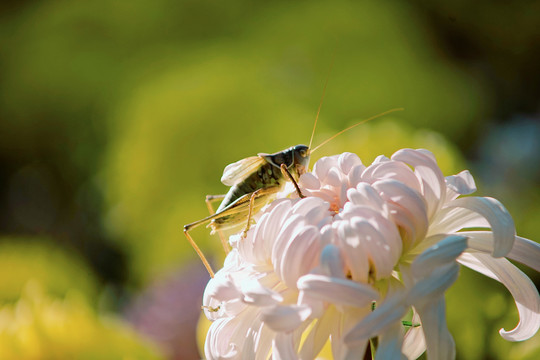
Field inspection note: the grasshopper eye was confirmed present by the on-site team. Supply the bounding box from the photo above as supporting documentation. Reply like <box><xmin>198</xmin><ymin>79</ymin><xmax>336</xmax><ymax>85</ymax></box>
<box><xmin>299</xmin><ymin>149</ymin><xmax>307</xmax><ymax>157</ymax></box>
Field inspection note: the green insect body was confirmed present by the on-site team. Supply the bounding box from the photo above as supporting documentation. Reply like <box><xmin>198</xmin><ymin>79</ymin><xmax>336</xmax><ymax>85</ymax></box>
<box><xmin>215</xmin><ymin>145</ymin><xmax>309</xmax><ymax>214</ymax></box>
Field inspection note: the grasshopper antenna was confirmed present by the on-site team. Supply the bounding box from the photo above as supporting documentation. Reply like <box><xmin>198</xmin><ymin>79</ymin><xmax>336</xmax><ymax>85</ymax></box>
<box><xmin>308</xmin><ymin>55</ymin><xmax>336</xmax><ymax>152</ymax></box>
<box><xmin>310</xmin><ymin>107</ymin><xmax>405</xmax><ymax>154</ymax></box>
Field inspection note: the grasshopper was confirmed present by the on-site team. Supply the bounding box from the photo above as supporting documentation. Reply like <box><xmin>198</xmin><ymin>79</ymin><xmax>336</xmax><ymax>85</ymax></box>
<box><xmin>183</xmin><ymin>85</ymin><xmax>402</xmax><ymax>278</ymax></box>
<box><xmin>184</xmin><ymin>144</ymin><xmax>311</xmax><ymax>277</ymax></box>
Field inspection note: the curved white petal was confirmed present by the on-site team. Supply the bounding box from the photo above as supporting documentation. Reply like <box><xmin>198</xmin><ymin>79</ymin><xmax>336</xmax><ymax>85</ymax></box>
<box><xmin>415</xmin><ymin>298</ymin><xmax>456</xmax><ymax>360</ymax></box>
<box><xmin>352</xmin><ymin>182</ymin><xmax>388</xmax><ymax>211</ymax></box>
<box><xmin>508</xmin><ymin>236</ymin><xmax>540</xmax><ymax>272</ymax></box>
<box><xmin>344</xmin><ymin>293</ymin><xmax>409</xmax><ymax>346</ymax></box>
<box><xmin>298</xmin><ymin>314</ymin><xmax>332</xmax><ymax>359</ymax></box>
<box><xmin>407</xmin><ymin>264</ymin><xmax>460</xmax><ymax>306</ymax></box>
<box><xmin>391</xmin><ymin>148</ymin><xmax>446</xmax><ymax>219</ymax></box>
<box><xmin>463</xmin><ymin>232</ymin><xmax>540</xmax><ymax>272</ymax></box>
<box><xmin>445</xmin><ymin>170</ymin><xmax>476</xmax><ymax>196</ymax></box>
<box><xmin>313</xmin><ymin>156</ymin><xmax>336</xmax><ymax>183</ymax></box>
<box><xmin>428</xmin><ymin>206</ymin><xmax>489</xmax><ymax>236</ymax></box>
<box><xmin>373</xmin><ymin>179</ymin><xmax>429</xmax><ymax>244</ymax></box>
<box><xmin>205</xmin><ymin>273</ymin><xmax>242</xmax><ymax>302</ymax></box>
<box><xmin>297</xmin><ymin>274</ymin><xmax>379</xmax><ymax>307</ymax></box>
<box><xmin>344</xmin><ymin>342</ymin><xmax>369</xmax><ymax>360</ymax></box>
<box><xmin>249</xmin><ymin>323</ymin><xmax>274</xmax><ymax>360</ymax></box>
<box><xmin>205</xmin><ymin>318</ymin><xmax>240</xmax><ymax>360</ymax></box>
<box><xmin>241</xmin><ymin>279</ymin><xmax>283</xmax><ymax>306</ymax></box>
<box><xmin>350</xmin><ymin>217</ymin><xmax>399</xmax><ymax>280</ymax></box>
<box><xmin>292</xmin><ymin>196</ymin><xmax>326</xmax><ymax>217</ymax></box>
<box><xmin>402</xmin><ymin>310</ymin><xmax>426</xmax><ymax>360</ymax></box>
<box><xmin>272</xmin><ymin>332</ymin><xmax>298</xmax><ymax>360</ymax></box>
<box><xmin>375</xmin><ymin>321</ymin><xmax>406</xmax><ymax>360</ymax></box>
<box><xmin>445</xmin><ymin>196</ymin><xmax>515</xmax><ymax>257</ymax></box>
<box><xmin>362</xmin><ymin>160</ymin><xmax>422</xmax><ymax>195</ymax></box>
<box><xmin>411</xmin><ymin>235</ymin><xmax>467</xmax><ymax>279</ymax></box>
<box><xmin>319</xmin><ymin>244</ymin><xmax>346</xmax><ymax>278</ymax></box>
<box><xmin>272</xmin><ymin>213</ymin><xmax>306</xmax><ymax>278</ymax></box>
<box><xmin>262</xmin><ymin>305</ymin><xmax>311</xmax><ymax>332</ymax></box>
<box><xmin>338</xmin><ymin>152</ymin><xmax>363</xmax><ymax>175</ymax></box>
<box><xmin>299</xmin><ymin>172</ymin><xmax>320</xmax><ymax>190</ymax></box>
<box><xmin>278</xmin><ymin>225</ymin><xmax>322</xmax><ymax>289</ymax></box>
<box><xmin>334</xmin><ymin>219</ymin><xmax>370</xmax><ymax>283</ymax></box>
<box><xmin>260</xmin><ymin>200</ymin><xmax>293</xmax><ymax>258</ymax></box>
<box><xmin>458</xmin><ymin>252</ymin><xmax>540</xmax><ymax>341</ymax></box>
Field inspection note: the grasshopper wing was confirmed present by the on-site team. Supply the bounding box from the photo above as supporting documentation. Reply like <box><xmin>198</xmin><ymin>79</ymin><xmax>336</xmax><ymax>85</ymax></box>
<box><xmin>221</xmin><ymin>156</ymin><xmax>265</xmax><ymax>186</ymax></box>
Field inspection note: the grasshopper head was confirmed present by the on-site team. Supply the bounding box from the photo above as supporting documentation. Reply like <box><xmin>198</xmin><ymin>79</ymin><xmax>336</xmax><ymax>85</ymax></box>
<box><xmin>292</xmin><ymin>144</ymin><xmax>310</xmax><ymax>176</ymax></box>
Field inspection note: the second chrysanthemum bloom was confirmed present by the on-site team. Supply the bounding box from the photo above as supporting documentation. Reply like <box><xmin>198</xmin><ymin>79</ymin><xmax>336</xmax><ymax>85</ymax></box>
<box><xmin>203</xmin><ymin>149</ymin><xmax>540</xmax><ymax>360</ymax></box>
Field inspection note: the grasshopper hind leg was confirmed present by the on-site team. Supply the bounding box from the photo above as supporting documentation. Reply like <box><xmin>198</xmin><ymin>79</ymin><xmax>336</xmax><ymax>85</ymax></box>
<box><xmin>205</xmin><ymin>194</ymin><xmax>231</xmax><ymax>253</ymax></box>
<box><xmin>183</xmin><ymin>222</ymin><xmax>215</xmax><ymax>278</ymax></box>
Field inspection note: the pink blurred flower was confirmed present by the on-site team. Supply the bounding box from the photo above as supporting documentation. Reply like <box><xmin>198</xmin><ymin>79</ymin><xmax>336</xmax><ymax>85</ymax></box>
<box><xmin>202</xmin><ymin>149</ymin><xmax>540</xmax><ymax>359</ymax></box>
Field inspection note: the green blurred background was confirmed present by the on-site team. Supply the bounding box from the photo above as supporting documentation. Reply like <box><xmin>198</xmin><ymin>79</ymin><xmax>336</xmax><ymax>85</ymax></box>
<box><xmin>0</xmin><ymin>0</ymin><xmax>539</xmax><ymax>358</ymax></box>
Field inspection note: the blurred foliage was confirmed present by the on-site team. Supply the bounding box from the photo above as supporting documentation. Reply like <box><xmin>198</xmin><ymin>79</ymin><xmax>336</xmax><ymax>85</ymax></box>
<box><xmin>0</xmin><ymin>282</ymin><xmax>163</xmax><ymax>359</ymax></box>
<box><xmin>0</xmin><ymin>0</ymin><xmax>538</xmax><ymax>358</ymax></box>
<box><xmin>0</xmin><ymin>237</ymin><xmax>98</xmax><ymax>303</ymax></box>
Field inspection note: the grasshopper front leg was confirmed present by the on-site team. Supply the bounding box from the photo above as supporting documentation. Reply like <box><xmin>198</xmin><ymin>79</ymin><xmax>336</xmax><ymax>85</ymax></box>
<box><xmin>241</xmin><ymin>189</ymin><xmax>263</xmax><ymax>239</ymax></box>
<box><xmin>280</xmin><ymin>163</ymin><xmax>305</xmax><ymax>198</ymax></box>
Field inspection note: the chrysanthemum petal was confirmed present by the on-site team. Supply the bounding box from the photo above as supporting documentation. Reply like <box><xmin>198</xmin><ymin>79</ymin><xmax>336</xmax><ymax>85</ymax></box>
<box><xmin>463</xmin><ymin>232</ymin><xmax>540</xmax><ymax>272</ymax></box>
<box><xmin>407</xmin><ymin>263</ymin><xmax>460</xmax><ymax>306</ymax></box>
<box><xmin>205</xmin><ymin>273</ymin><xmax>242</xmax><ymax>301</ymax></box>
<box><xmin>272</xmin><ymin>332</ymin><xmax>298</xmax><ymax>360</ymax></box>
<box><xmin>362</xmin><ymin>161</ymin><xmax>422</xmax><ymax>195</ymax></box>
<box><xmin>279</xmin><ymin>225</ymin><xmax>322</xmax><ymax>288</ymax></box>
<box><xmin>446</xmin><ymin>197</ymin><xmax>515</xmax><ymax>257</ymax></box>
<box><xmin>298</xmin><ymin>309</ymin><xmax>334</xmax><ymax>359</ymax></box>
<box><xmin>508</xmin><ymin>236</ymin><xmax>540</xmax><ymax>272</ymax></box>
<box><xmin>375</xmin><ymin>321</ymin><xmax>406</xmax><ymax>360</ymax></box>
<box><xmin>261</xmin><ymin>200</ymin><xmax>293</xmax><ymax>258</ymax></box>
<box><xmin>427</xmin><ymin>206</ymin><xmax>489</xmax><ymax>236</ymax></box>
<box><xmin>262</xmin><ymin>305</ymin><xmax>311</xmax><ymax>333</ymax></box>
<box><xmin>344</xmin><ymin>342</ymin><xmax>369</xmax><ymax>360</ymax></box>
<box><xmin>241</xmin><ymin>279</ymin><xmax>283</xmax><ymax>306</ymax></box>
<box><xmin>445</xmin><ymin>170</ymin><xmax>476</xmax><ymax>196</ymax></box>
<box><xmin>415</xmin><ymin>298</ymin><xmax>456</xmax><ymax>360</ymax></box>
<box><xmin>313</xmin><ymin>156</ymin><xmax>336</xmax><ymax>183</ymax></box>
<box><xmin>349</xmin><ymin>216</ymin><xmax>398</xmax><ymax>279</ymax></box>
<box><xmin>402</xmin><ymin>310</ymin><xmax>426</xmax><ymax>360</ymax></box>
<box><xmin>320</xmin><ymin>244</ymin><xmax>346</xmax><ymax>278</ymax></box>
<box><xmin>347</xmin><ymin>182</ymin><xmax>387</xmax><ymax>212</ymax></box>
<box><xmin>205</xmin><ymin>318</ymin><xmax>240</xmax><ymax>359</ymax></box>
<box><xmin>272</xmin><ymin>214</ymin><xmax>306</xmax><ymax>275</ymax></box>
<box><xmin>292</xmin><ymin>196</ymin><xmax>326</xmax><ymax>217</ymax></box>
<box><xmin>373</xmin><ymin>179</ymin><xmax>429</xmax><ymax>246</ymax></box>
<box><xmin>247</xmin><ymin>322</ymin><xmax>273</xmax><ymax>360</ymax></box>
<box><xmin>411</xmin><ymin>235</ymin><xmax>467</xmax><ymax>279</ymax></box>
<box><xmin>297</xmin><ymin>274</ymin><xmax>379</xmax><ymax>307</ymax></box>
<box><xmin>344</xmin><ymin>293</ymin><xmax>409</xmax><ymax>346</ymax></box>
<box><xmin>338</xmin><ymin>152</ymin><xmax>363</xmax><ymax>175</ymax></box>
<box><xmin>334</xmin><ymin>219</ymin><xmax>369</xmax><ymax>282</ymax></box>
<box><xmin>299</xmin><ymin>172</ymin><xmax>320</xmax><ymax>189</ymax></box>
<box><xmin>391</xmin><ymin>148</ymin><xmax>446</xmax><ymax>219</ymax></box>
<box><xmin>458</xmin><ymin>252</ymin><xmax>540</xmax><ymax>341</ymax></box>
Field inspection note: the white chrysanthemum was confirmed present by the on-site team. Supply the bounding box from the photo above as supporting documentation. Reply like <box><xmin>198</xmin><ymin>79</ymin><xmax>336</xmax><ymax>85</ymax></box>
<box><xmin>202</xmin><ymin>149</ymin><xmax>540</xmax><ymax>360</ymax></box>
